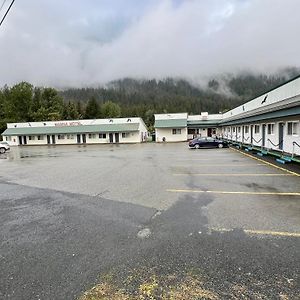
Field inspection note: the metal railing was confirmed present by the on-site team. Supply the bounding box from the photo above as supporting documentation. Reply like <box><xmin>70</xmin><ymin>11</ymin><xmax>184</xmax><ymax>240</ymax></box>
<box><xmin>267</xmin><ymin>138</ymin><xmax>283</xmax><ymax>148</ymax></box>
<box><xmin>292</xmin><ymin>141</ymin><xmax>300</xmax><ymax>158</ymax></box>
<box><xmin>252</xmin><ymin>137</ymin><xmax>262</xmax><ymax>144</ymax></box>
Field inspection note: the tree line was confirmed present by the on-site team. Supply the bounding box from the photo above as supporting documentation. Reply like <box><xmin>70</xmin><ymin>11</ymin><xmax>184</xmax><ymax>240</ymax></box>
<box><xmin>0</xmin><ymin>82</ymin><xmax>122</xmax><ymax>134</ymax></box>
<box><xmin>1</xmin><ymin>68</ymin><xmax>298</xmax><ymax>134</ymax></box>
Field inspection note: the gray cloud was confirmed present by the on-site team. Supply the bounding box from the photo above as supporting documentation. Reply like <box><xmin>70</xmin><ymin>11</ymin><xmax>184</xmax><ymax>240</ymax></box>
<box><xmin>0</xmin><ymin>0</ymin><xmax>299</xmax><ymax>87</ymax></box>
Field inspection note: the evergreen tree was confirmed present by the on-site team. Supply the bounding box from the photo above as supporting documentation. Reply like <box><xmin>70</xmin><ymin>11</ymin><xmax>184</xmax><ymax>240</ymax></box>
<box><xmin>101</xmin><ymin>101</ymin><xmax>121</xmax><ymax>118</ymax></box>
<box><xmin>84</xmin><ymin>97</ymin><xmax>99</xmax><ymax>119</ymax></box>
<box><xmin>76</xmin><ymin>101</ymin><xmax>83</xmax><ymax>119</ymax></box>
<box><xmin>9</xmin><ymin>82</ymin><xmax>33</xmax><ymax>121</ymax></box>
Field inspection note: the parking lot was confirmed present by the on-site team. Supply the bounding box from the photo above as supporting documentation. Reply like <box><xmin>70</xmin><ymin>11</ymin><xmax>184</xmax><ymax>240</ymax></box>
<box><xmin>0</xmin><ymin>143</ymin><xmax>300</xmax><ymax>299</ymax></box>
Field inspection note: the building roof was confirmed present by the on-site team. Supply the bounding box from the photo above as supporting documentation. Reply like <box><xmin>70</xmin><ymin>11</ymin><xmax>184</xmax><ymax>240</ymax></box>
<box><xmin>2</xmin><ymin>123</ymin><xmax>140</xmax><ymax>136</ymax></box>
<box><xmin>154</xmin><ymin>113</ymin><xmax>188</xmax><ymax>120</ymax></box>
<box><xmin>221</xmin><ymin>106</ymin><xmax>300</xmax><ymax>126</ymax></box>
<box><xmin>187</xmin><ymin>120</ymin><xmax>221</xmax><ymax>128</ymax></box>
<box><xmin>154</xmin><ymin>119</ymin><xmax>187</xmax><ymax>128</ymax></box>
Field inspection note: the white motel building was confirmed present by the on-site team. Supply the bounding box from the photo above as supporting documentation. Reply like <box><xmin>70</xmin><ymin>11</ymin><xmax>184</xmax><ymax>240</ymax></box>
<box><xmin>1</xmin><ymin>75</ymin><xmax>300</xmax><ymax>157</ymax></box>
<box><xmin>154</xmin><ymin>75</ymin><xmax>300</xmax><ymax>157</ymax></box>
<box><xmin>2</xmin><ymin>117</ymin><xmax>148</xmax><ymax>146</ymax></box>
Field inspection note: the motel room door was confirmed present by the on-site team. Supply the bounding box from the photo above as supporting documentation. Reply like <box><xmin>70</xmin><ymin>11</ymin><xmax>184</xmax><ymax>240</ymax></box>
<box><xmin>82</xmin><ymin>134</ymin><xmax>86</xmax><ymax>144</ymax></box>
<box><xmin>115</xmin><ymin>133</ymin><xmax>120</xmax><ymax>143</ymax></box>
<box><xmin>47</xmin><ymin>135</ymin><xmax>51</xmax><ymax>144</ymax></box>
<box><xmin>51</xmin><ymin>135</ymin><xmax>56</xmax><ymax>144</ymax></box>
<box><xmin>207</xmin><ymin>128</ymin><xmax>212</xmax><ymax>137</ymax></box>
<box><xmin>262</xmin><ymin>124</ymin><xmax>266</xmax><ymax>147</ymax></box>
<box><xmin>109</xmin><ymin>133</ymin><xmax>113</xmax><ymax>143</ymax></box>
<box><xmin>250</xmin><ymin>125</ymin><xmax>253</xmax><ymax>144</ymax></box>
<box><xmin>77</xmin><ymin>134</ymin><xmax>81</xmax><ymax>143</ymax></box>
<box><xmin>278</xmin><ymin>123</ymin><xmax>284</xmax><ymax>150</ymax></box>
<box><xmin>18</xmin><ymin>136</ymin><xmax>23</xmax><ymax>145</ymax></box>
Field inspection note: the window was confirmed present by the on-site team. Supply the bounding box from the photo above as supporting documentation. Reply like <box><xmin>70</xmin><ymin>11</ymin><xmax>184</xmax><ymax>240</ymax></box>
<box><xmin>58</xmin><ymin>134</ymin><xmax>65</xmax><ymax>140</ymax></box>
<box><xmin>37</xmin><ymin>135</ymin><xmax>44</xmax><ymax>140</ymax></box>
<box><xmin>287</xmin><ymin>122</ymin><xmax>299</xmax><ymax>135</ymax></box>
<box><xmin>232</xmin><ymin>127</ymin><xmax>236</xmax><ymax>133</ymax></box>
<box><xmin>122</xmin><ymin>132</ymin><xmax>130</xmax><ymax>138</ymax></box>
<box><xmin>29</xmin><ymin>136</ymin><xmax>35</xmax><ymax>140</ymax></box>
<box><xmin>188</xmin><ymin>129</ymin><xmax>196</xmax><ymax>134</ymax></box>
<box><xmin>238</xmin><ymin>127</ymin><xmax>241</xmax><ymax>133</ymax></box>
<box><xmin>267</xmin><ymin>124</ymin><xmax>274</xmax><ymax>135</ymax></box>
<box><xmin>172</xmin><ymin>129</ymin><xmax>181</xmax><ymax>134</ymax></box>
<box><xmin>254</xmin><ymin>125</ymin><xmax>260</xmax><ymax>134</ymax></box>
<box><xmin>88</xmin><ymin>133</ymin><xmax>96</xmax><ymax>139</ymax></box>
<box><xmin>66</xmin><ymin>134</ymin><xmax>74</xmax><ymax>139</ymax></box>
<box><xmin>99</xmin><ymin>133</ymin><xmax>106</xmax><ymax>139</ymax></box>
<box><xmin>244</xmin><ymin>126</ymin><xmax>249</xmax><ymax>134</ymax></box>
<box><xmin>5</xmin><ymin>136</ymin><xmax>11</xmax><ymax>141</ymax></box>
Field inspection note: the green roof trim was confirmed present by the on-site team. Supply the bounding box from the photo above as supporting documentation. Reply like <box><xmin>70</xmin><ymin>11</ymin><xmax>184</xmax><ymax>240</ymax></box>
<box><xmin>187</xmin><ymin>120</ymin><xmax>221</xmax><ymax>128</ymax></box>
<box><xmin>154</xmin><ymin>119</ymin><xmax>187</xmax><ymax>128</ymax></box>
<box><xmin>221</xmin><ymin>106</ymin><xmax>300</xmax><ymax>126</ymax></box>
<box><xmin>2</xmin><ymin>123</ymin><xmax>140</xmax><ymax>136</ymax></box>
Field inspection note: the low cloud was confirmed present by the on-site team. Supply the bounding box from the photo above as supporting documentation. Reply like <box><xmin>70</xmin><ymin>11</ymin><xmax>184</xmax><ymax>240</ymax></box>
<box><xmin>0</xmin><ymin>0</ymin><xmax>299</xmax><ymax>87</ymax></box>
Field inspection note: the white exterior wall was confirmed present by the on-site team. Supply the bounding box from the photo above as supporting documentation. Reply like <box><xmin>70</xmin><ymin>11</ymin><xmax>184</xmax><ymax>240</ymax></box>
<box><xmin>55</xmin><ymin>135</ymin><xmax>77</xmax><ymax>145</ymax></box>
<box><xmin>26</xmin><ymin>136</ymin><xmax>48</xmax><ymax>145</ymax></box>
<box><xmin>284</xmin><ymin>120</ymin><xmax>300</xmax><ymax>155</ymax></box>
<box><xmin>3</xmin><ymin>117</ymin><xmax>148</xmax><ymax>146</ymax></box>
<box><xmin>222</xmin><ymin>118</ymin><xmax>300</xmax><ymax>156</ymax></box>
<box><xmin>155</xmin><ymin>128</ymin><xmax>187</xmax><ymax>142</ymax></box>
<box><xmin>3</xmin><ymin>135</ymin><xmax>18</xmax><ymax>146</ymax></box>
<box><xmin>86</xmin><ymin>132</ymin><xmax>141</xmax><ymax>144</ymax></box>
<box><xmin>252</xmin><ymin>125</ymin><xmax>262</xmax><ymax>147</ymax></box>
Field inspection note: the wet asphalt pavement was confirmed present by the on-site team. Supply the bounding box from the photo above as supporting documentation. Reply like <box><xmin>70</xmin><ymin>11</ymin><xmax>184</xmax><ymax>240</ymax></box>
<box><xmin>0</xmin><ymin>143</ymin><xmax>300</xmax><ymax>299</ymax></box>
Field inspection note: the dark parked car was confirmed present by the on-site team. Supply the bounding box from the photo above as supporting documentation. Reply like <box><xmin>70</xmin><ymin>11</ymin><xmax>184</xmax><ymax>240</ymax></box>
<box><xmin>189</xmin><ymin>137</ymin><xmax>228</xmax><ymax>149</ymax></box>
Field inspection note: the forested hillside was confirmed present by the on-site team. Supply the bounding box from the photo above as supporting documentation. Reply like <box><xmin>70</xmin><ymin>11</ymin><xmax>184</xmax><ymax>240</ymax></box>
<box><xmin>0</xmin><ymin>69</ymin><xmax>299</xmax><ymax>134</ymax></box>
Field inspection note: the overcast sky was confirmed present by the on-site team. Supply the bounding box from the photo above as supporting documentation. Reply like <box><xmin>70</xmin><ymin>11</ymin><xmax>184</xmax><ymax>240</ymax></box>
<box><xmin>0</xmin><ymin>0</ymin><xmax>299</xmax><ymax>87</ymax></box>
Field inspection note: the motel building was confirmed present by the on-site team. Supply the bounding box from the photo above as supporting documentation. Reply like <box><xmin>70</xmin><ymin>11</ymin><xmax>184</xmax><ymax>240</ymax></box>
<box><xmin>154</xmin><ymin>112</ymin><xmax>222</xmax><ymax>142</ymax></box>
<box><xmin>154</xmin><ymin>75</ymin><xmax>300</xmax><ymax>158</ymax></box>
<box><xmin>1</xmin><ymin>117</ymin><xmax>148</xmax><ymax>146</ymax></box>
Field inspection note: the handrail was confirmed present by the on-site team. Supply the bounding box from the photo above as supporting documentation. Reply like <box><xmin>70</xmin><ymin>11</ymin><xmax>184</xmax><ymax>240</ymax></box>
<box><xmin>267</xmin><ymin>138</ymin><xmax>283</xmax><ymax>148</ymax></box>
<box><xmin>292</xmin><ymin>141</ymin><xmax>300</xmax><ymax>158</ymax></box>
<box><xmin>293</xmin><ymin>141</ymin><xmax>300</xmax><ymax>148</ymax></box>
<box><xmin>252</xmin><ymin>137</ymin><xmax>262</xmax><ymax>144</ymax></box>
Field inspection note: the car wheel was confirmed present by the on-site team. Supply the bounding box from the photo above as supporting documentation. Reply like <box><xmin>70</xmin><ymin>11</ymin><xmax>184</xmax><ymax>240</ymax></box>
<box><xmin>0</xmin><ymin>147</ymin><xmax>5</xmax><ymax>154</ymax></box>
<box><xmin>218</xmin><ymin>143</ymin><xmax>223</xmax><ymax>148</ymax></box>
<box><xmin>195</xmin><ymin>144</ymin><xmax>200</xmax><ymax>149</ymax></box>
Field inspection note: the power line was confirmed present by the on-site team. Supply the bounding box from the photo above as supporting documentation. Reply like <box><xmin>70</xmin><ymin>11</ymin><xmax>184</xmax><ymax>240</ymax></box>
<box><xmin>0</xmin><ymin>0</ymin><xmax>7</xmax><ymax>13</ymax></box>
<box><xmin>0</xmin><ymin>0</ymin><xmax>15</xmax><ymax>28</ymax></box>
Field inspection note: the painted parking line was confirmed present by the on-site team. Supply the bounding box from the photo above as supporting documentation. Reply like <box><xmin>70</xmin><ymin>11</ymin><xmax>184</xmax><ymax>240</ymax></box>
<box><xmin>173</xmin><ymin>173</ymin><xmax>293</xmax><ymax>177</ymax></box>
<box><xmin>166</xmin><ymin>189</ymin><xmax>300</xmax><ymax>196</ymax></box>
<box><xmin>210</xmin><ymin>227</ymin><xmax>300</xmax><ymax>238</ymax></box>
<box><xmin>230</xmin><ymin>147</ymin><xmax>300</xmax><ymax>177</ymax></box>
<box><xmin>172</xmin><ymin>163</ymin><xmax>265</xmax><ymax>167</ymax></box>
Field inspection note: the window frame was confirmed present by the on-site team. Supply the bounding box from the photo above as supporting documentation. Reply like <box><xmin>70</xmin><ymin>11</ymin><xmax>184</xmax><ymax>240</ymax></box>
<box><xmin>267</xmin><ymin>123</ymin><xmax>275</xmax><ymax>135</ymax></box>
<box><xmin>172</xmin><ymin>128</ymin><xmax>181</xmax><ymax>135</ymax></box>
<box><xmin>99</xmin><ymin>133</ymin><xmax>107</xmax><ymax>139</ymax></box>
<box><xmin>287</xmin><ymin>122</ymin><xmax>299</xmax><ymax>136</ymax></box>
<box><xmin>254</xmin><ymin>125</ymin><xmax>260</xmax><ymax>134</ymax></box>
